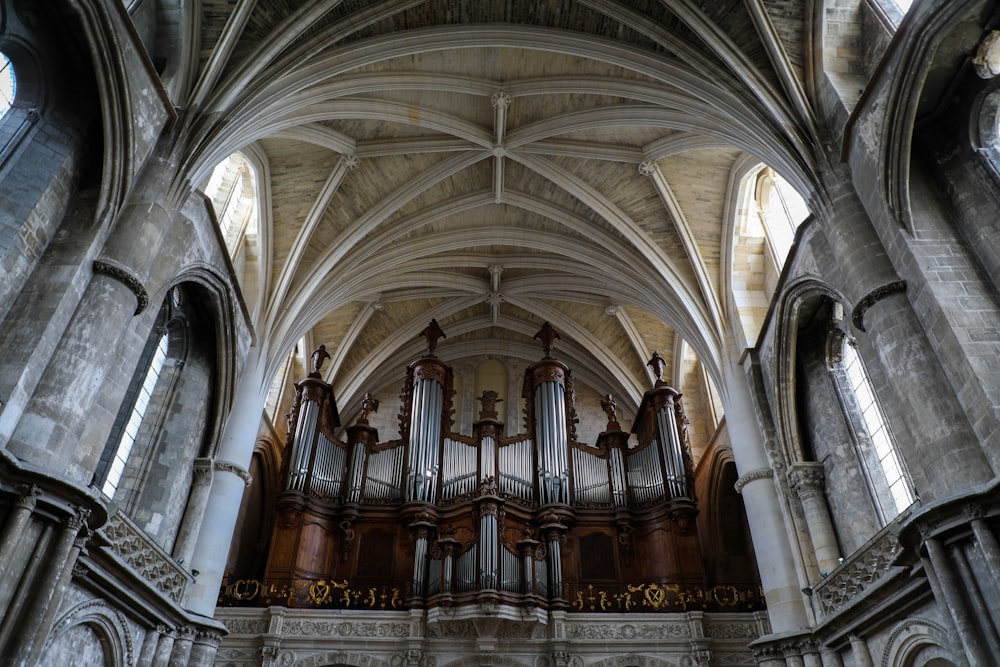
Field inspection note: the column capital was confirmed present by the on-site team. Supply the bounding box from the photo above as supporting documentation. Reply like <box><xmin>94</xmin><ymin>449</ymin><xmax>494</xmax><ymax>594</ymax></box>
<box><xmin>787</xmin><ymin>462</ymin><xmax>826</xmax><ymax>496</ymax></box>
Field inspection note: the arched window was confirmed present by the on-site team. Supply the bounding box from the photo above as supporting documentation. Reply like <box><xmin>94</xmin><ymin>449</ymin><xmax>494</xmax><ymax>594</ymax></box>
<box><xmin>204</xmin><ymin>152</ymin><xmax>259</xmax><ymax>256</ymax></box>
<box><xmin>754</xmin><ymin>167</ymin><xmax>810</xmax><ymax>269</ymax></box>
<box><xmin>0</xmin><ymin>52</ymin><xmax>15</xmax><ymax>118</ymax></box>
<box><xmin>101</xmin><ymin>331</ymin><xmax>168</xmax><ymax>498</ymax></box>
<box><xmin>834</xmin><ymin>335</ymin><xmax>915</xmax><ymax>523</ymax></box>
<box><xmin>730</xmin><ymin>162</ymin><xmax>810</xmax><ymax>345</ymax></box>
<box><xmin>95</xmin><ymin>283</ymin><xmax>218</xmax><ymax>550</ymax></box>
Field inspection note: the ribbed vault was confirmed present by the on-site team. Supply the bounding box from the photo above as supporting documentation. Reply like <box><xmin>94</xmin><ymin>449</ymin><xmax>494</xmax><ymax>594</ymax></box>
<box><xmin>170</xmin><ymin>0</ymin><xmax>825</xmax><ymax>435</ymax></box>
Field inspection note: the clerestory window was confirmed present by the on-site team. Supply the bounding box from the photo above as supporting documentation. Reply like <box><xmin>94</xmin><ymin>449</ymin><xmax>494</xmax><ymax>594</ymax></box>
<box><xmin>834</xmin><ymin>336</ymin><xmax>915</xmax><ymax>523</ymax></box>
<box><xmin>101</xmin><ymin>331</ymin><xmax>169</xmax><ymax>499</ymax></box>
<box><xmin>0</xmin><ymin>53</ymin><xmax>15</xmax><ymax>118</ymax></box>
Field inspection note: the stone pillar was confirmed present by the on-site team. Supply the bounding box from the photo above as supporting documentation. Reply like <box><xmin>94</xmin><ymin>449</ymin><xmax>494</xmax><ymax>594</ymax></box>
<box><xmin>818</xmin><ymin>181</ymin><xmax>992</xmax><ymax>501</ymax></box>
<box><xmin>185</xmin><ymin>460</ymin><xmax>252</xmax><ymax>615</ymax></box>
<box><xmin>3</xmin><ymin>155</ymin><xmax>187</xmax><ymax>483</ymax></box>
<box><xmin>968</xmin><ymin>504</ymin><xmax>1000</xmax><ymax>589</ymax></box>
<box><xmin>152</xmin><ymin>629</ymin><xmax>176</xmax><ymax>667</ymax></box>
<box><xmin>819</xmin><ymin>647</ymin><xmax>844</xmax><ymax>667</ymax></box>
<box><xmin>188</xmin><ymin>630</ymin><xmax>222</xmax><ymax>667</ymax></box>
<box><xmin>185</xmin><ymin>353</ymin><xmax>267</xmax><ymax>616</ymax></box>
<box><xmin>726</xmin><ymin>362</ymin><xmax>808</xmax><ymax>632</ymax></box>
<box><xmin>168</xmin><ymin>626</ymin><xmax>195</xmax><ymax>666</ymax></box>
<box><xmin>923</xmin><ymin>534</ymin><xmax>992</xmax><ymax>664</ymax></box>
<box><xmin>788</xmin><ymin>463</ymin><xmax>841</xmax><ymax>573</ymax></box>
<box><xmin>0</xmin><ymin>484</ymin><xmax>40</xmax><ymax>583</ymax></box>
<box><xmin>848</xmin><ymin>635</ymin><xmax>873</xmax><ymax>667</ymax></box>
<box><xmin>137</xmin><ymin>626</ymin><xmax>164</xmax><ymax>667</ymax></box>
<box><xmin>172</xmin><ymin>458</ymin><xmax>215</xmax><ymax>568</ymax></box>
<box><xmin>7</xmin><ymin>507</ymin><xmax>90</xmax><ymax>664</ymax></box>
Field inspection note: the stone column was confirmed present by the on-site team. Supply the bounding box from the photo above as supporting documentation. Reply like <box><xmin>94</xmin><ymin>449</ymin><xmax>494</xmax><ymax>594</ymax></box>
<box><xmin>818</xmin><ymin>181</ymin><xmax>991</xmax><ymax>501</ymax></box>
<box><xmin>137</xmin><ymin>626</ymin><xmax>164</xmax><ymax>667</ymax></box>
<box><xmin>187</xmin><ymin>630</ymin><xmax>223</xmax><ymax>667</ymax></box>
<box><xmin>10</xmin><ymin>507</ymin><xmax>91</xmax><ymax>665</ymax></box>
<box><xmin>0</xmin><ymin>484</ymin><xmax>40</xmax><ymax>583</ymax></box>
<box><xmin>726</xmin><ymin>362</ymin><xmax>808</xmax><ymax>632</ymax></box>
<box><xmin>923</xmin><ymin>534</ymin><xmax>992</xmax><ymax>664</ymax></box>
<box><xmin>185</xmin><ymin>353</ymin><xmax>267</xmax><ymax>616</ymax></box>
<box><xmin>788</xmin><ymin>462</ymin><xmax>841</xmax><ymax>574</ymax></box>
<box><xmin>152</xmin><ymin>629</ymin><xmax>176</xmax><ymax>667</ymax></box>
<box><xmin>3</xmin><ymin>155</ymin><xmax>188</xmax><ymax>484</ymax></box>
<box><xmin>168</xmin><ymin>626</ymin><xmax>195</xmax><ymax>666</ymax></box>
<box><xmin>968</xmin><ymin>504</ymin><xmax>1000</xmax><ymax>591</ymax></box>
<box><xmin>172</xmin><ymin>458</ymin><xmax>215</xmax><ymax>568</ymax></box>
<box><xmin>185</xmin><ymin>460</ymin><xmax>252</xmax><ymax>615</ymax></box>
<box><xmin>819</xmin><ymin>647</ymin><xmax>843</xmax><ymax>667</ymax></box>
<box><xmin>848</xmin><ymin>635</ymin><xmax>873</xmax><ymax>667</ymax></box>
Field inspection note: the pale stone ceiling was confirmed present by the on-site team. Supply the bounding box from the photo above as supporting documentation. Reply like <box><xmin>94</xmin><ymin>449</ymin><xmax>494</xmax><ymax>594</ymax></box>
<box><xmin>178</xmin><ymin>0</ymin><xmax>820</xmax><ymax>424</ymax></box>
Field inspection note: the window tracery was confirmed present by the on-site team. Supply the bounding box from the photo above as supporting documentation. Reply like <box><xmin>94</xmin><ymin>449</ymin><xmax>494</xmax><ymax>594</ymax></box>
<box><xmin>832</xmin><ymin>335</ymin><xmax>915</xmax><ymax>523</ymax></box>
<box><xmin>101</xmin><ymin>330</ymin><xmax>168</xmax><ymax>499</ymax></box>
<box><xmin>0</xmin><ymin>53</ymin><xmax>14</xmax><ymax>118</ymax></box>
<box><xmin>204</xmin><ymin>152</ymin><xmax>259</xmax><ymax>257</ymax></box>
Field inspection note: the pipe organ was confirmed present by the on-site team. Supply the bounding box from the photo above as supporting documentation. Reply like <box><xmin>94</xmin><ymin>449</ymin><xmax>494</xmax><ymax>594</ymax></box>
<box><xmin>264</xmin><ymin>321</ymin><xmax>706</xmax><ymax>614</ymax></box>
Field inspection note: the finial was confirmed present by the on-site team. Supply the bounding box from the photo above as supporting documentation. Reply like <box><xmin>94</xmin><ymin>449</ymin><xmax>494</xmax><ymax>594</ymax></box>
<box><xmin>478</xmin><ymin>390</ymin><xmax>503</xmax><ymax>420</ymax></box>
<box><xmin>310</xmin><ymin>344</ymin><xmax>330</xmax><ymax>378</ymax></box>
<box><xmin>421</xmin><ymin>319</ymin><xmax>447</xmax><ymax>356</ymax></box>
<box><xmin>647</xmin><ymin>351</ymin><xmax>667</xmax><ymax>386</ymax></box>
<box><xmin>534</xmin><ymin>322</ymin><xmax>561</xmax><ymax>358</ymax></box>
<box><xmin>358</xmin><ymin>392</ymin><xmax>379</xmax><ymax>425</ymax></box>
<box><xmin>601</xmin><ymin>394</ymin><xmax>620</xmax><ymax>430</ymax></box>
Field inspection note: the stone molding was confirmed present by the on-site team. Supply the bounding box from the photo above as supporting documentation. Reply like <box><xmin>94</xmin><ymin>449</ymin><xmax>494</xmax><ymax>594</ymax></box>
<box><xmin>44</xmin><ymin>599</ymin><xmax>135</xmax><ymax>666</ymax></box>
<box><xmin>851</xmin><ymin>280</ymin><xmax>906</xmax><ymax>332</ymax></box>
<box><xmin>214</xmin><ymin>460</ymin><xmax>253</xmax><ymax>487</ymax></box>
<box><xmin>215</xmin><ymin>608</ymin><xmax>762</xmax><ymax>665</ymax></box>
<box><xmin>93</xmin><ymin>258</ymin><xmax>150</xmax><ymax>315</ymax></box>
<box><xmin>734</xmin><ymin>468</ymin><xmax>773</xmax><ymax>494</ymax></box>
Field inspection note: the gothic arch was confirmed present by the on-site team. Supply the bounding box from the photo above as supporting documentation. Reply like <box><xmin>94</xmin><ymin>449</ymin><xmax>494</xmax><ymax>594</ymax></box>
<box><xmin>154</xmin><ymin>263</ymin><xmax>246</xmax><ymax>459</ymax></box>
<box><xmin>698</xmin><ymin>444</ymin><xmax>758</xmax><ymax>584</ymax></box>
<box><xmin>771</xmin><ymin>278</ymin><xmax>846</xmax><ymax>466</ymax></box>
<box><xmin>874</xmin><ymin>1</ymin><xmax>984</xmax><ymax>231</ymax></box>
<box><xmin>43</xmin><ymin>599</ymin><xmax>135</xmax><ymax>667</ymax></box>
<box><xmin>880</xmin><ymin>618</ymin><xmax>957</xmax><ymax>667</ymax></box>
<box><xmin>227</xmin><ymin>434</ymin><xmax>283</xmax><ymax>578</ymax></box>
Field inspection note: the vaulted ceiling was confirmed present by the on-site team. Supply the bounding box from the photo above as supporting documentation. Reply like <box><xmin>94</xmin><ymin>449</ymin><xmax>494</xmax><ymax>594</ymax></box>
<box><xmin>172</xmin><ymin>0</ymin><xmax>824</xmax><ymax>424</ymax></box>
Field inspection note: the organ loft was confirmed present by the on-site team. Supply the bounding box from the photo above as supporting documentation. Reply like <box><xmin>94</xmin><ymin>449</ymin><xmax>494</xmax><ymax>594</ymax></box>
<box><xmin>221</xmin><ymin>322</ymin><xmax>763</xmax><ymax>622</ymax></box>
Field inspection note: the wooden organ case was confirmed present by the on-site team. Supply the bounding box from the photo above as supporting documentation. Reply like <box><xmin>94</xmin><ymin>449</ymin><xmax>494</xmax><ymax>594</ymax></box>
<box><xmin>261</xmin><ymin>322</ymin><xmax>716</xmax><ymax>618</ymax></box>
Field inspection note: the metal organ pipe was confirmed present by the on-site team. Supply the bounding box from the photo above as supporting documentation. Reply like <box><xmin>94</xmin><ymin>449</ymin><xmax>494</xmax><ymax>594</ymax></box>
<box><xmin>534</xmin><ymin>379</ymin><xmax>568</xmax><ymax>504</ymax></box>
<box><xmin>480</xmin><ymin>512</ymin><xmax>497</xmax><ymax>589</ymax></box>
<box><xmin>412</xmin><ymin>536</ymin><xmax>428</xmax><ymax>596</ymax></box>
<box><xmin>347</xmin><ymin>442</ymin><xmax>365</xmax><ymax>502</ymax></box>
<box><xmin>609</xmin><ymin>447</ymin><xmax>627</xmax><ymax>506</ymax></box>
<box><xmin>288</xmin><ymin>400</ymin><xmax>319</xmax><ymax>490</ymax></box>
<box><xmin>407</xmin><ymin>376</ymin><xmax>444</xmax><ymax>503</ymax></box>
<box><xmin>656</xmin><ymin>396</ymin><xmax>688</xmax><ymax>499</ymax></box>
